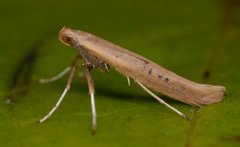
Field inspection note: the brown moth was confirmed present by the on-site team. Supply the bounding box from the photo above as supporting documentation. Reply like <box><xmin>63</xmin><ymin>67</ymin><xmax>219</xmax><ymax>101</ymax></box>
<box><xmin>38</xmin><ymin>27</ymin><xmax>226</xmax><ymax>133</ymax></box>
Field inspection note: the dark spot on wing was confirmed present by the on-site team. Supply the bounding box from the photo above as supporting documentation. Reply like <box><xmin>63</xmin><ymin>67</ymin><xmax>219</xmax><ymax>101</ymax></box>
<box><xmin>134</xmin><ymin>55</ymin><xmax>149</xmax><ymax>64</ymax></box>
<box><xmin>148</xmin><ymin>68</ymin><xmax>153</xmax><ymax>75</ymax></box>
<box><xmin>115</xmin><ymin>55</ymin><xmax>119</xmax><ymax>58</ymax></box>
<box><xmin>165</xmin><ymin>78</ymin><xmax>169</xmax><ymax>82</ymax></box>
<box><xmin>158</xmin><ymin>75</ymin><xmax>162</xmax><ymax>79</ymax></box>
<box><xmin>144</xmin><ymin>60</ymin><xmax>149</xmax><ymax>64</ymax></box>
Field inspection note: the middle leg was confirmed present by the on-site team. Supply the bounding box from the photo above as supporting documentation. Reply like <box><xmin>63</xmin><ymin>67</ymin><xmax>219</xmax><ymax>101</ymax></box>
<box><xmin>84</xmin><ymin>66</ymin><xmax>97</xmax><ymax>134</ymax></box>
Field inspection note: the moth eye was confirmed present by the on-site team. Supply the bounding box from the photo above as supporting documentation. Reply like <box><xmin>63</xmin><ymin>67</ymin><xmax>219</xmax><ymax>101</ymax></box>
<box><xmin>63</xmin><ymin>36</ymin><xmax>73</xmax><ymax>44</ymax></box>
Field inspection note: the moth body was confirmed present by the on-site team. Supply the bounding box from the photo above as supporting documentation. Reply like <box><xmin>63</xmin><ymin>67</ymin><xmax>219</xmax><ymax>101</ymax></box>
<box><xmin>59</xmin><ymin>27</ymin><xmax>225</xmax><ymax>106</ymax></box>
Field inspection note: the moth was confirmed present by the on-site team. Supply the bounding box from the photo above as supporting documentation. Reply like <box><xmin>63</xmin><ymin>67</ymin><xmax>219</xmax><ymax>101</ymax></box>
<box><xmin>38</xmin><ymin>27</ymin><xmax>226</xmax><ymax>133</ymax></box>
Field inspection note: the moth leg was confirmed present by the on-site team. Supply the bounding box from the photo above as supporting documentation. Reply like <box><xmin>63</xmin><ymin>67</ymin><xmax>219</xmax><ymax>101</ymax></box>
<box><xmin>84</xmin><ymin>66</ymin><xmax>97</xmax><ymax>134</ymax></box>
<box><xmin>38</xmin><ymin>62</ymin><xmax>78</xmax><ymax>123</ymax></box>
<box><xmin>39</xmin><ymin>55</ymin><xmax>82</xmax><ymax>84</ymax></box>
<box><xmin>135</xmin><ymin>80</ymin><xmax>189</xmax><ymax>120</ymax></box>
<box><xmin>126</xmin><ymin>76</ymin><xmax>131</xmax><ymax>86</ymax></box>
<box><xmin>39</xmin><ymin>67</ymin><xmax>71</xmax><ymax>84</ymax></box>
<box><xmin>104</xmin><ymin>63</ymin><xmax>109</xmax><ymax>71</ymax></box>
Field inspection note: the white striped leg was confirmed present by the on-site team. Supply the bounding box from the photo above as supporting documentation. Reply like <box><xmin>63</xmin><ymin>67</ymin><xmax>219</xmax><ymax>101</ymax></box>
<box><xmin>135</xmin><ymin>80</ymin><xmax>188</xmax><ymax>120</ymax></box>
<box><xmin>38</xmin><ymin>65</ymin><xmax>77</xmax><ymax>123</ymax></box>
<box><xmin>39</xmin><ymin>67</ymin><xmax>71</xmax><ymax>84</ymax></box>
<box><xmin>126</xmin><ymin>76</ymin><xmax>131</xmax><ymax>86</ymax></box>
<box><xmin>85</xmin><ymin>67</ymin><xmax>97</xmax><ymax>134</ymax></box>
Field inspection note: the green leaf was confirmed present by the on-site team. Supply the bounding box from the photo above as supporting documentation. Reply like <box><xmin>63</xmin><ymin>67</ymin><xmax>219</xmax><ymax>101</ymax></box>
<box><xmin>0</xmin><ymin>0</ymin><xmax>239</xmax><ymax>147</ymax></box>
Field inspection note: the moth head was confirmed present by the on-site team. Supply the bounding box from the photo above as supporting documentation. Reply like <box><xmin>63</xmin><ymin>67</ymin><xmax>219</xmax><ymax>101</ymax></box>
<box><xmin>59</xmin><ymin>26</ymin><xmax>77</xmax><ymax>46</ymax></box>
